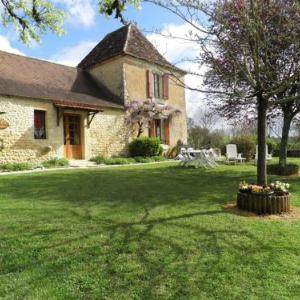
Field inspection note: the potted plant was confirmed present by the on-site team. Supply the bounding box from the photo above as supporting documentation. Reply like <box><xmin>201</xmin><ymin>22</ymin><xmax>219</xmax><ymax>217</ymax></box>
<box><xmin>237</xmin><ymin>181</ymin><xmax>291</xmax><ymax>214</ymax></box>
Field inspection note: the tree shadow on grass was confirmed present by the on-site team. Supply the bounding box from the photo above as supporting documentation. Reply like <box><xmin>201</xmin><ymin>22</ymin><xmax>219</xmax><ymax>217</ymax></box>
<box><xmin>1</xmin><ymin>206</ymin><xmax>299</xmax><ymax>298</ymax></box>
<box><xmin>1</xmin><ymin>165</ymin><xmax>298</xmax><ymax>298</ymax></box>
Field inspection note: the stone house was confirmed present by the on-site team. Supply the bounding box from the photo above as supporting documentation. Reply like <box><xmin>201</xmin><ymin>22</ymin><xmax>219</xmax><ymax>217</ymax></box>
<box><xmin>0</xmin><ymin>24</ymin><xmax>187</xmax><ymax>163</ymax></box>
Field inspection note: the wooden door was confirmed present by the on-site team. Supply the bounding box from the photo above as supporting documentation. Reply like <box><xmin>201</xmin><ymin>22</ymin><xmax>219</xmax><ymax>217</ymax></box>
<box><xmin>64</xmin><ymin>114</ymin><xmax>82</xmax><ymax>159</ymax></box>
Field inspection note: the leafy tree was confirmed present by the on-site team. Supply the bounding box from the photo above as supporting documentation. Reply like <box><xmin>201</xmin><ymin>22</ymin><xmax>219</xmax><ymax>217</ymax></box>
<box><xmin>0</xmin><ymin>0</ymin><xmax>142</xmax><ymax>44</ymax></box>
<box><xmin>99</xmin><ymin>0</ymin><xmax>141</xmax><ymax>23</ymax></box>
<box><xmin>188</xmin><ymin>126</ymin><xmax>210</xmax><ymax>149</ymax></box>
<box><xmin>189</xmin><ymin>126</ymin><xmax>229</xmax><ymax>150</ymax></box>
<box><xmin>0</xmin><ymin>0</ymin><xmax>65</xmax><ymax>44</ymax></box>
<box><xmin>125</xmin><ymin>100</ymin><xmax>181</xmax><ymax>137</ymax></box>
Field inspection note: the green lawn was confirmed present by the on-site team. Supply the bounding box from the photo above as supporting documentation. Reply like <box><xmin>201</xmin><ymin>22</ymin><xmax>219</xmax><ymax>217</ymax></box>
<box><xmin>1</xmin><ymin>161</ymin><xmax>300</xmax><ymax>299</ymax></box>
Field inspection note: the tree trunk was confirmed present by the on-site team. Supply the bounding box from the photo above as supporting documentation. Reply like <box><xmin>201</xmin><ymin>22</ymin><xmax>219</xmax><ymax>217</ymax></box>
<box><xmin>137</xmin><ymin>129</ymin><xmax>143</xmax><ymax>137</ymax></box>
<box><xmin>257</xmin><ymin>95</ymin><xmax>268</xmax><ymax>186</ymax></box>
<box><xmin>279</xmin><ymin>112</ymin><xmax>292</xmax><ymax>168</ymax></box>
<box><xmin>137</xmin><ymin>124</ymin><xmax>143</xmax><ymax>137</ymax></box>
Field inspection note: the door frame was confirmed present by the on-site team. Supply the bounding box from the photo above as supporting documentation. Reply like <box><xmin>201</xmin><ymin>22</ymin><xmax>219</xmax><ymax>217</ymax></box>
<box><xmin>63</xmin><ymin>113</ymin><xmax>84</xmax><ymax>159</ymax></box>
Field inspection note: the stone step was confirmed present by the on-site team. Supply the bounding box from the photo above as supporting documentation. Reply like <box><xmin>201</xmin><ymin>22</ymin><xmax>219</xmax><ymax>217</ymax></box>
<box><xmin>69</xmin><ymin>160</ymin><xmax>97</xmax><ymax>168</ymax></box>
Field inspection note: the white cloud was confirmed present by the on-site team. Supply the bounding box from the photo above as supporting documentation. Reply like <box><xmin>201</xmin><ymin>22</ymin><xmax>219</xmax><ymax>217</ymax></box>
<box><xmin>147</xmin><ymin>23</ymin><xmax>200</xmax><ymax>63</ymax></box>
<box><xmin>146</xmin><ymin>23</ymin><xmax>205</xmax><ymax>118</ymax></box>
<box><xmin>55</xmin><ymin>0</ymin><xmax>96</xmax><ymax>28</ymax></box>
<box><xmin>50</xmin><ymin>40</ymin><xmax>96</xmax><ymax>66</ymax></box>
<box><xmin>0</xmin><ymin>35</ymin><xmax>25</xmax><ymax>55</ymax></box>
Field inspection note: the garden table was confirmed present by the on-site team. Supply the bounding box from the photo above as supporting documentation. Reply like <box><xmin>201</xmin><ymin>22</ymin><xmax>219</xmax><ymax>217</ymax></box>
<box><xmin>184</xmin><ymin>149</ymin><xmax>218</xmax><ymax>168</ymax></box>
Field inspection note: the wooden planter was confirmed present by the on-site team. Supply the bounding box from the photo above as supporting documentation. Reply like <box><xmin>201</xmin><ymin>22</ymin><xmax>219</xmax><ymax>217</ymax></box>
<box><xmin>237</xmin><ymin>192</ymin><xmax>290</xmax><ymax>215</ymax></box>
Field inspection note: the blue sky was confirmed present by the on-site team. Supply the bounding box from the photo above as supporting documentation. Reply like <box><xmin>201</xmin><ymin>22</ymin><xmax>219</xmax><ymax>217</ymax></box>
<box><xmin>0</xmin><ymin>1</ymin><xmax>205</xmax><ymax>116</ymax></box>
<box><xmin>1</xmin><ymin>2</ymin><xmax>181</xmax><ymax>63</ymax></box>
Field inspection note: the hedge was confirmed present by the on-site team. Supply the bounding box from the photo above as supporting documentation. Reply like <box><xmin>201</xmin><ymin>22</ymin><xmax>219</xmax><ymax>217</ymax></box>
<box><xmin>267</xmin><ymin>164</ymin><xmax>299</xmax><ymax>176</ymax></box>
<box><xmin>273</xmin><ymin>150</ymin><xmax>300</xmax><ymax>157</ymax></box>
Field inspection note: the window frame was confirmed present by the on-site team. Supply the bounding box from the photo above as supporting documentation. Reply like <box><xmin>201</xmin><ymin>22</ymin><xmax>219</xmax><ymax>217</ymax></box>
<box><xmin>153</xmin><ymin>73</ymin><xmax>162</xmax><ymax>99</ymax></box>
<box><xmin>34</xmin><ymin>110</ymin><xmax>47</xmax><ymax>140</ymax></box>
<box><xmin>154</xmin><ymin>119</ymin><xmax>166</xmax><ymax>144</ymax></box>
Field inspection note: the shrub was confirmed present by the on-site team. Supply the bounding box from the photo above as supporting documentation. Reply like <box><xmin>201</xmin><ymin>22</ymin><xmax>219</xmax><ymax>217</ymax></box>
<box><xmin>287</xmin><ymin>142</ymin><xmax>300</xmax><ymax>150</ymax></box>
<box><xmin>188</xmin><ymin>127</ymin><xmax>229</xmax><ymax>150</ymax></box>
<box><xmin>42</xmin><ymin>158</ymin><xmax>69</xmax><ymax>168</ymax></box>
<box><xmin>0</xmin><ymin>163</ymin><xmax>32</xmax><ymax>172</ymax></box>
<box><xmin>133</xmin><ymin>156</ymin><xmax>153</xmax><ymax>163</ymax></box>
<box><xmin>90</xmin><ymin>155</ymin><xmax>167</xmax><ymax>165</ymax></box>
<box><xmin>105</xmin><ymin>157</ymin><xmax>136</xmax><ymax>165</ymax></box>
<box><xmin>273</xmin><ymin>150</ymin><xmax>300</xmax><ymax>157</ymax></box>
<box><xmin>129</xmin><ymin>137</ymin><xmax>163</xmax><ymax>157</ymax></box>
<box><xmin>91</xmin><ymin>156</ymin><xmax>136</xmax><ymax>165</ymax></box>
<box><xmin>266</xmin><ymin>138</ymin><xmax>278</xmax><ymax>153</ymax></box>
<box><xmin>90</xmin><ymin>156</ymin><xmax>106</xmax><ymax>164</ymax></box>
<box><xmin>267</xmin><ymin>164</ymin><xmax>299</xmax><ymax>176</ymax></box>
<box><xmin>230</xmin><ymin>135</ymin><xmax>256</xmax><ymax>161</ymax></box>
<box><xmin>152</xmin><ymin>156</ymin><xmax>167</xmax><ymax>162</ymax></box>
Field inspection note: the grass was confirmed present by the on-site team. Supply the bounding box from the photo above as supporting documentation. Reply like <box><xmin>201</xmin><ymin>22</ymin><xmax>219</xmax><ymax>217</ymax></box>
<box><xmin>0</xmin><ymin>160</ymin><xmax>300</xmax><ymax>299</ymax></box>
<box><xmin>90</xmin><ymin>155</ymin><xmax>167</xmax><ymax>165</ymax></box>
<box><xmin>0</xmin><ymin>162</ymin><xmax>32</xmax><ymax>172</ymax></box>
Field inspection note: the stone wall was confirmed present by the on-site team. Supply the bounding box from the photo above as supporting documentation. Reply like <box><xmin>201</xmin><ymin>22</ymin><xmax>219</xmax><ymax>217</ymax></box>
<box><xmin>0</xmin><ymin>96</ymin><xmax>64</xmax><ymax>163</ymax></box>
<box><xmin>89</xmin><ymin>56</ymin><xmax>126</xmax><ymax>101</ymax></box>
<box><xmin>0</xmin><ymin>55</ymin><xmax>187</xmax><ymax>163</ymax></box>
<box><xmin>123</xmin><ymin>57</ymin><xmax>188</xmax><ymax>146</ymax></box>
<box><xmin>0</xmin><ymin>96</ymin><xmax>129</xmax><ymax>163</ymax></box>
<box><xmin>89</xmin><ymin>108</ymin><xmax>130</xmax><ymax>158</ymax></box>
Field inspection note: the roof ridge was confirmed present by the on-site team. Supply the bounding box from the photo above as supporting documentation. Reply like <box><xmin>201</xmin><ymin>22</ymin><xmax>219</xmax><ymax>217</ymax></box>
<box><xmin>102</xmin><ymin>23</ymin><xmax>131</xmax><ymax>41</ymax></box>
<box><xmin>123</xmin><ymin>23</ymin><xmax>132</xmax><ymax>53</ymax></box>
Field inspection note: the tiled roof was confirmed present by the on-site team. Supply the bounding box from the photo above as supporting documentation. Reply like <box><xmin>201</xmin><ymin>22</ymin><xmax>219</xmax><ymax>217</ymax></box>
<box><xmin>0</xmin><ymin>50</ymin><xmax>123</xmax><ymax>109</ymax></box>
<box><xmin>78</xmin><ymin>24</ymin><xmax>185</xmax><ymax>73</ymax></box>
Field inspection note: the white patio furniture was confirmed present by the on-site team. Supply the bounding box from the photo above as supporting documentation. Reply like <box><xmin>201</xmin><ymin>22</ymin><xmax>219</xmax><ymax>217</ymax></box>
<box><xmin>180</xmin><ymin>149</ymin><xmax>218</xmax><ymax>169</ymax></box>
<box><xmin>204</xmin><ymin>149</ymin><xmax>219</xmax><ymax>167</ymax></box>
<box><xmin>177</xmin><ymin>153</ymin><xmax>190</xmax><ymax>166</ymax></box>
<box><xmin>210</xmin><ymin>148</ymin><xmax>223</xmax><ymax>162</ymax></box>
<box><xmin>226</xmin><ymin>144</ymin><xmax>245</xmax><ymax>164</ymax></box>
<box><xmin>254</xmin><ymin>145</ymin><xmax>272</xmax><ymax>163</ymax></box>
<box><xmin>177</xmin><ymin>148</ymin><xmax>192</xmax><ymax>166</ymax></box>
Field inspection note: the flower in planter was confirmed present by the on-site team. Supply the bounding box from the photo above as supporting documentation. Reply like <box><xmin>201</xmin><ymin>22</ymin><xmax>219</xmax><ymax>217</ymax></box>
<box><xmin>270</xmin><ymin>181</ymin><xmax>290</xmax><ymax>195</ymax></box>
<box><xmin>239</xmin><ymin>181</ymin><xmax>250</xmax><ymax>193</ymax></box>
<box><xmin>238</xmin><ymin>181</ymin><xmax>290</xmax><ymax>196</ymax></box>
<box><xmin>249</xmin><ymin>185</ymin><xmax>264</xmax><ymax>194</ymax></box>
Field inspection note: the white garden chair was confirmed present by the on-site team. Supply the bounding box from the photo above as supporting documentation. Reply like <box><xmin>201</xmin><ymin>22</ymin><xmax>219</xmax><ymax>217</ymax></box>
<box><xmin>255</xmin><ymin>145</ymin><xmax>272</xmax><ymax>163</ymax></box>
<box><xmin>226</xmin><ymin>144</ymin><xmax>245</xmax><ymax>164</ymax></box>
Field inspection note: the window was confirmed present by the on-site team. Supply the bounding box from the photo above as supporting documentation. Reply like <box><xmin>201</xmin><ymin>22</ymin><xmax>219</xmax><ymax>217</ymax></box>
<box><xmin>34</xmin><ymin>110</ymin><xmax>46</xmax><ymax>139</ymax></box>
<box><xmin>155</xmin><ymin>119</ymin><xmax>166</xmax><ymax>143</ymax></box>
<box><xmin>153</xmin><ymin>73</ymin><xmax>162</xmax><ymax>98</ymax></box>
<box><xmin>147</xmin><ymin>70</ymin><xmax>169</xmax><ymax>100</ymax></box>
<box><xmin>149</xmin><ymin>118</ymin><xmax>170</xmax><ymax>145</ymax></box>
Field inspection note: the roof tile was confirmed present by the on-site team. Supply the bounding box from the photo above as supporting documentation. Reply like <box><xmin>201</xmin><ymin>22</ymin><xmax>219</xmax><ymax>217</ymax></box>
<box><xmin>0</xmin><ymin>51</ymin><xmax>123</xmax><ymax>109</ymax></box>
<box><xmin>78</xmin><ymin>24</ymin><xmax>185</xmax><ymax>73</ymax></box>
